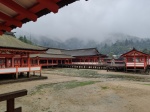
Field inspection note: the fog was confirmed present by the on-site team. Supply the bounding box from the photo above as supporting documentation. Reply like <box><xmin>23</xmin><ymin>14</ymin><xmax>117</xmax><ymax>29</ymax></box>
<box><xmin>13</xmin><ymin>0</ymin><xmax>150</xmax><ymax>41</ymax></box>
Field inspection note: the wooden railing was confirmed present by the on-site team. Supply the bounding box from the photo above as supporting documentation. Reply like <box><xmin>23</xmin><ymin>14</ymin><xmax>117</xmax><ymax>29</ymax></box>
<box><xmin>0</xmin><ymin>89</ymin><xmax>27</xmax><ymax>112</ymax></box>
<box><xmin>0</xmin><ymin>66</ymin><xmax>41</xmax><ymax>74</ymax></box>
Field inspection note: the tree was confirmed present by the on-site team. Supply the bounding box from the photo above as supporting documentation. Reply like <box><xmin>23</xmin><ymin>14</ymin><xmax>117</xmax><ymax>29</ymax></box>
<box><xmin>19</xmin><ymin>36</ymin><xmax>24</xmax><ymax>41</ymax></box>
<box><xmin>18</xmin><ymin>35</ymin><xmax>33</xmax><ymax>45</ymax></box>
<box><xmin>142</xmin><ymin>48</ymin><xmax>149</xmax><ymax>54</ymax></box>
<box><xmin>23</xmin><ymin>36</ymin><xmax>27</xmax><ymax>43</ymax></box>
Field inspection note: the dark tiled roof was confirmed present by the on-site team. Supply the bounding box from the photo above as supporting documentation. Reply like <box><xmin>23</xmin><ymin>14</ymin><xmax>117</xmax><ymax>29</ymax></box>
<box><xmin>30</xmin><ymin>53</ymin><xmax>74</xmax><ymax>59</ymax></box>
<box><xmin>46</xmin><ymin>48</ymin><xmax>63</xmax><ymax>54</ymax></box>
<box><xmin>0</xmin><ymin>35</ymin><xmax>47</xmax><ymax>51</ymax></box>
<box><xmin>61</xmin><ymin>48</ymin><xmax>100</xmax><ymax>57</ymax></box>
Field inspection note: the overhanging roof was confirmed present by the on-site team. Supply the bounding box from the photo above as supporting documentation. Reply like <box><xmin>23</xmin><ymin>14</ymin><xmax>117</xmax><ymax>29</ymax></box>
<box><xmin>0</xmin><ymin>0</ymin><xmax>80</xmax><ymax>35</ymax></box>
<box><xmin>0</xmin><ymin>34</ymin><xmax>47</xmax><ymax>51</ymax></box>
<box><xmin>46</xmin><ymin>48</ymin><xmax>64</xmax><ymax>54</ymax></box>
<box><xmin>30</xmin><ymin>53</ymin><xmax>74</xmax><ymax>59</ymax></box>
<box><xmin>61</xmin><ymin>48</ymin><xmax>100</xmax><ymax>57</ymax></box>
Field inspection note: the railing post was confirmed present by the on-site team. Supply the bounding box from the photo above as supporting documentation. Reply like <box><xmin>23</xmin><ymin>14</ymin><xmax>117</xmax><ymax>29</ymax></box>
<box><xmin>16</xmin><ymin>66</ymin><xmax>18</xmax><ymax>79</ymax></box>
<box><xmin>7</xmin><ymin>99</ymin><xmax>15</xmax><ymax>112</ymax></box>
<box><xmin>40</xmin><ymin>66</ymin><xmax>42</xmax><ymax>77</ymax></box>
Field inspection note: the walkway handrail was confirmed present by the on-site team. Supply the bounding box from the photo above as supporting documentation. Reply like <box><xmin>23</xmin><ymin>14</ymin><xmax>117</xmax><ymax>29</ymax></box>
<box><xmin>0</xmin><ymin>89</ymin><xmax>27</xmax><ymax>112</ymax></box>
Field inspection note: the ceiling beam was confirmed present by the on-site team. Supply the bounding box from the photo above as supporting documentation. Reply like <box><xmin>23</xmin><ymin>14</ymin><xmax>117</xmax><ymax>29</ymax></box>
<box><xmin>53</xmin><ymin>0</ymin><xmax>61</xmax><ymax>2</ymax></box>
<box><xmin>0</xmin><ymin>0</ymin><xmax>38</xmax><ymax>22</ymax></box>
<box><xmin>0</xmin><ymin>25</ymin><xmax>11</xmax><ymax>31</ymax></box>
<box><xmin>37</xmin><ymin>0</ymin><xmax>59</xmax><ymax>13</ymax></box>
<box><xmin>0</xmin><ymin>31</ymin><xmax>3</xmax><ymax>35</ymax></box>
<box><xmin>0</xmin><ymin>12</ymin><xmax>22</xmax><ymax>27</ymax></box>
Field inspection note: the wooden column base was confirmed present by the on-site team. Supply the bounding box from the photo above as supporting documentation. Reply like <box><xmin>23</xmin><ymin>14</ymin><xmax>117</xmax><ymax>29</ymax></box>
<box><xmin>27</xmin><ymin>72</ymin><xmax>30</xmax><ymax>78</ymax></box>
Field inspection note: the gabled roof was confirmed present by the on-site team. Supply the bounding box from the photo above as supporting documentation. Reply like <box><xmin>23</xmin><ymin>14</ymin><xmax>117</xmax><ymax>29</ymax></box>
<box><xmin>0</xmin><ymin>34</ymin><xmax>47</xmax><ymax>51</ymax></box>
<box><xmin>0</xmin><ymin>0</ymin><xmax>80</xmax><ymax>35</ymax></box>
<box><xmin>61</xmin><ymin>48</ymin><xmax>100</xmax><ymax>57</ymax></box>
<box><xmin>121</xmin><ymin>48</ymin><xmax>148</xmax><ymax>57</ymax></box>
<box><xmin>46</xmin><ymin>48</ymin><xmax>64</xmax><ymax>55</ymax></box>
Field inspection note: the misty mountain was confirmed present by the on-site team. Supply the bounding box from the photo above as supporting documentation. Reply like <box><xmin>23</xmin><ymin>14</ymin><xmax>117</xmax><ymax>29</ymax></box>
<box><xmin>22</xmin><ymin>33</ymin><xmax>150</xmax><ymax>55</ymax></box>
<box><xmin>102</xmin><ymin>33</ymin><xmax>141</xmax><ymax>45</ymax></box>
<box><xmin>31</xmin><ymin>36</ymin><xmax>67</xmax><ymax>49</ymax></box>
<box><xmin>99</xmin><ymin>38</ymin><xmax>150</xmax><ymax>55</ymax></box>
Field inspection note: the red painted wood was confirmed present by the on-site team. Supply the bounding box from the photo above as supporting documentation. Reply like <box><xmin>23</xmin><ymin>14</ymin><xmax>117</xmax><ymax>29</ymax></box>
<box><xmin>144</xmin><ymin>56</ymin><xmax>147</xmax><ymax>69</ymax></box>
<box><xmin>30</xmin><ymin>3</ymin><xmax>43</xmax><ymax>13</ymax></box>
<box><xmin>0</xmin><ymin>0</ymin><xmax>37</xmax><ymax>21</ymax></box>
<box><xmin>12</xmin><ymin>57</ymin><xmax>14</xmax><ymax>67</ymax></box>
<box><xmin>0</xmin><ymin>11</ymin><xmax>22</xmax><ymax>27</ymax></box>
<box><xmin>0</xmin><ymin>31</ymin><xmax>3</xmax><ymax>35</ymax></box>
<box><xmin>53</xmin><ymin>0</ymin><xmax>61</xmax><ymax>2</ymax></box>
<box><xmin>37</xmin><ymin>0</ymin><xmax>59</xmax><ymax>13</ymax></box>
<box><xmin>0</xmin><ymin>25</ymin><xmax>12</xmax><ymax>31</ymax></box>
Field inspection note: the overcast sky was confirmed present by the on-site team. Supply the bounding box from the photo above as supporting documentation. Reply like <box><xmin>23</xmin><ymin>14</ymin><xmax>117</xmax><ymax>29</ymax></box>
<box><xmin>13</xmin><ymin>0</ymin><xmax>150</xmax><ymax>41</ymax></box>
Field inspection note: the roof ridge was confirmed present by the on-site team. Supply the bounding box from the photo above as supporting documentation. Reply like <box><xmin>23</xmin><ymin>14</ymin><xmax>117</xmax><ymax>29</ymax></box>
<box><xmin>63</xmin><ymin>47</ymin><xmax>97</xmax><ymax>51</ymax></box>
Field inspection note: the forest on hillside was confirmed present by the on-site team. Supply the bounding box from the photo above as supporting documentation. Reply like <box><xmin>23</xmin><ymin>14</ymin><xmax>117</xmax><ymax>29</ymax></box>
<box><xmin>17</xmin><ymin>33</ymin><xmax>150</xmax><ymax>56</ymax></box>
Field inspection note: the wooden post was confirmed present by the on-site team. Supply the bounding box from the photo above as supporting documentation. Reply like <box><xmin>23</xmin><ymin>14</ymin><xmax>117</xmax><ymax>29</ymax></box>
<box><xmin>7</xmin><ymin>99</ymin><xmax>14</xmax><ymax>112</ymax></box>
<box><xmin>71</xmin><ymin>59</ymin><xmax>72</xmax><ymax>64</ymax></box>
<box><xmin>12</xmin><ymin>57</ymin><xmax>14</xmax><ymax>67</ymax></box>
<box><xmin>27</xmin><ymin>53</ymin><xmax>30</xmax><ymax>78</ymax></box>
<box><xmin>5</xmin><ymin>58</ymin><xmax>8</xmax><ymax>68</ymax></box>
<box><xmin>37</xmin><ymin>57</ymin><xmax>39</xmax><ymax>65</ymax></box>
<box><xmin>134</xmin><ymin>53</ymin><xmax>136</xmax><ymax>73</ymax></box>
<box><xmin>27</xmin><ymin>72</ymin><xmax>30</xmax><ymax>78</ymax></box>
<box><xmin>20</xmin><ymin>55</ymin><xmax>22</xmax><ymax>67</ymax></box>
<box><xmin>40</xmin><ymin>66</ymin><xmax>42</xmax><ymax>77</ymax></box>
<box><xmin>144</xmin><ymin>56</ymin><xmax>147</xmax><ymax>71</ymax></box>
<box><xmin>16</xmin><ymin>66</ymin><xmax>18</xmax><ymax>79</ymax></box>
<box><xmin>52</xmin><ymin>59</ymin><xmax>53</xmax><ymax>64</ymax></box>
<box><xmin>47</xmin><ymin>59</ymin><xmax>48</xmax><ymax>68</ymax></box>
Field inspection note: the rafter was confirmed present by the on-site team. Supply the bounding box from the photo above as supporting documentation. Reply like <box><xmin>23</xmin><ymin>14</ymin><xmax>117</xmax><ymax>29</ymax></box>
<box><xmin>0</xmin><ymin>0</ymin><xmax>38</xmax><ymax>22</ymax></box>
<box><xmin>0</xmin><ymin>12</ymin><xmax>22</xmax><ymax>27</ymax></box>
<box><xmin>53</xmin><ymin>0</ymin><xmax>61</xmax><ymax>2</ymax></box>
<box><xmin>0</xmin><ymin>0</ymin><xmax>79</xmax><ymax>35</ymax></box>
<box><xmin>0</xmin><ymin>25</ymin><xmax>11</xmax><ymax>31</ymax></box>
<box><xmin>0</xmin><ymin>31</ymin><xmax>3</xmax><ymax>35</ymax></box>
<box><xmin>37</xmin><ymin>0</ymin><xmax>59</xmax><ymax>13</ymax></box>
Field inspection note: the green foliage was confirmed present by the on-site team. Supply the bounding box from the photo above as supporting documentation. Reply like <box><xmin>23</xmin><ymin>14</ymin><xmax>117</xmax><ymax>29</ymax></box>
<box><xmin>55</xmin><ymin>68</ymin><xmax>99</xmax><ymax>78</ymax></box>
<box><xmin>18</xmin><ymin>35</ymin><xmax>33</xmax><ymax>45</ymax></box>
<box><xmin>142</xmin><ymin>48</ymin><xmax>150</xmax><ymax>54</ymax></box>
<box><xmin>99</xmin><ymin>38</ymin><xmax>150</xmax><ymax>55</ymax></box>
<box><xmin>143</xmin><ymin>84</ymin><xmax>150</xmax><ymax>86</ymax></box>
<box><xmin>30</xmin><ymin>81</ymin><xmax>97</xmax><ymax>95</ymax></box>
<box><xmin>53</xmin><ymin>81</ymin><xmax>97</xmax><ymax>90</ymax></box>
<box><xmin>101</xmin><ymin>86</ymin><xmax>109</xmax><ymax>90</ymax></box>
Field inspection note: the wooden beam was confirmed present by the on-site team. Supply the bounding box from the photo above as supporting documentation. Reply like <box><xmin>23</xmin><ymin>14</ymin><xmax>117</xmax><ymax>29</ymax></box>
<box><xmin>54</xmin><ymin>0</ymin><xmax>61</xmax><ymax>2</ymax></box>
<box><xmin>0</xmin><ymin>31</ymin><xmax>3</xmax><ymax>35</ymax></box>
<box><xmin>0</xmin><ymin>89</ymin><xmax>27</xmax><ymax>102</ymax></box>
<box><xmin>37</xmin><ymin>0</ymin><xmax>59</xmax><ymax>13</ymax></box>
<box><xmin>15</xmin><ymin>0</ymin><xmax>60</xmax><ymax>22</ymax></box>
<box><xmin>0</xmin><ymin>24</ymin><xmax>12</xmax><ymax>32</ymax></box>
<box><xmin>0</xmin><ymin>0</ymin><xmax>38</xmax><ymax>22</ymax></box>
<box><xmin>29</xmin><ymin>3</ymin><xmax>45</xmax><ymax>14</ymax></box>
<box><xmin>0</xmin><ymin>12</ymin><xmax>22</xmax><ymax>27</ymax></box>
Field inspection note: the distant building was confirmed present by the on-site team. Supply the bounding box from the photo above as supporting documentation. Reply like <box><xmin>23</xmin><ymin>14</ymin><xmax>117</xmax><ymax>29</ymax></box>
<box><xmin>62</xmin><ymin>48</ymin><xmax>107</xmax><ymax>65</ymax></box>
<box><xmin>121</xmin><ymin>48</ymin><xmax>149</xmax><ymax>72</ymax></box>
<box><xmin>0</xmin><ymin>34</ymin><xmax>47</xmax><ymax>78</ymax></box>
